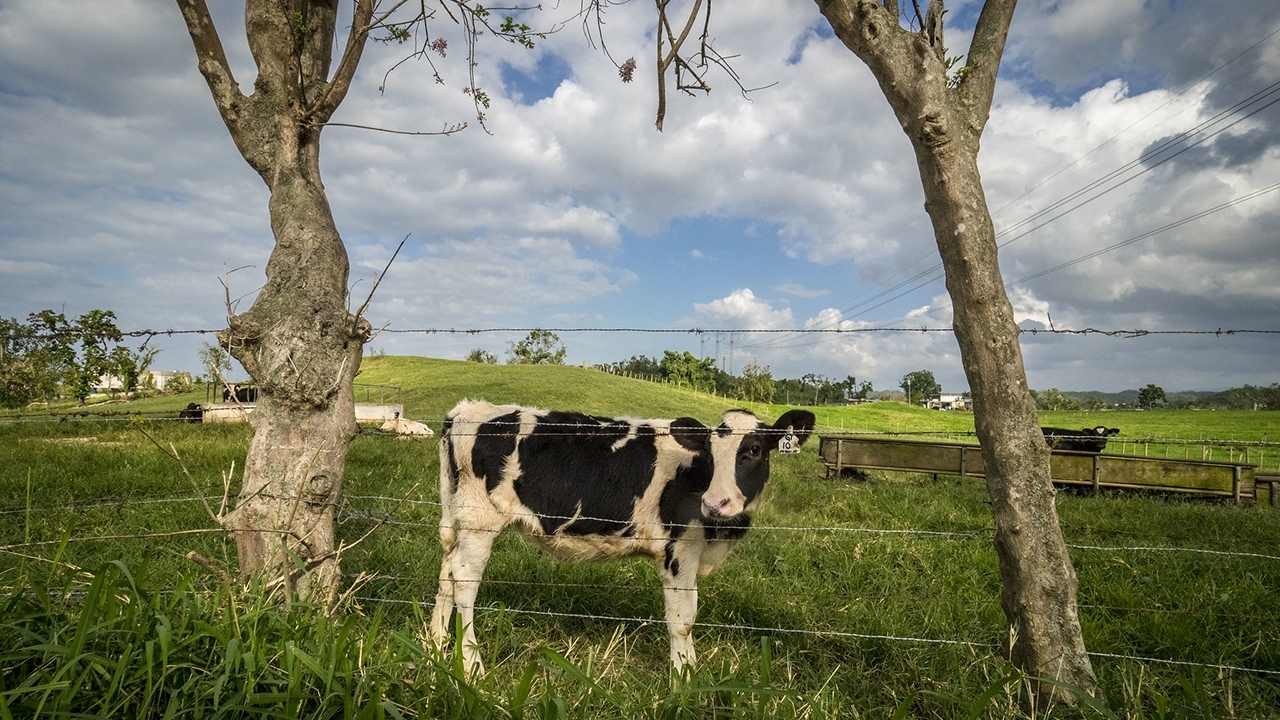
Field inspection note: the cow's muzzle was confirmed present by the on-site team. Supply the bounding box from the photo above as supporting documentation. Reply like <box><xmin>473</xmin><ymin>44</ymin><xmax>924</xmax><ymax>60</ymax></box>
<box><xmin>701</xmin><ymin>496</ymin><xmax>738</xmax><ymax>519</ymax></box>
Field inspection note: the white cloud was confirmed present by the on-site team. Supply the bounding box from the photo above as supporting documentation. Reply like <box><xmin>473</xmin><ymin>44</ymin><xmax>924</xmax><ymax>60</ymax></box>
<box><xmin>773</xmin><ymin>283</ymin><xmax>829</xmax><ymax>299</ymax></box>
<box><xmin>1</xmin><ymin>0</ymin><xmax>1278</xmax><ymax>391</ymax></box>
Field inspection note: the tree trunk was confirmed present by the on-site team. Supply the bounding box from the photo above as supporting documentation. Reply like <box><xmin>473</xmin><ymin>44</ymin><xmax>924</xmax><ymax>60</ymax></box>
<box><xmin>177</xmin><ymin>0</ymin><xmax>375</xmax><ymax>601</ymax></box>
<box><xmin>220</xmin><ymin>157</ymin><xmax>368</xmax><ymax>602</ymax></box>
<box><xmin>914</xmin><ymin>140</ymin><xmax>1097</xmax><ymax>701</ymax></box>
<box><xmin>814</xmin><ymin>0</ymin><xmax>1099</xmax><ymax>703</ymax></box>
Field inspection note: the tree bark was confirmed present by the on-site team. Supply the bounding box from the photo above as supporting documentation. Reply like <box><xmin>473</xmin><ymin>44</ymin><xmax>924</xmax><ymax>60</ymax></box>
<box><xmin>177</xmin><ymin>0</ymin><xmax>374</xmax><ymax>601</ymax></box>
<box><xmin>814</xmin><ymin>0</ymin><xmax>1099</xmax><ymax>703</ymax></box>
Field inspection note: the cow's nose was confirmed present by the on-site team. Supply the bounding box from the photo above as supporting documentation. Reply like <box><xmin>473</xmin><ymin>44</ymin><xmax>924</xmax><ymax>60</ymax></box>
<box><xmin>702</xmin><ymin>496</ymin><xmax>731</xmax><ymax>517</ymax></box>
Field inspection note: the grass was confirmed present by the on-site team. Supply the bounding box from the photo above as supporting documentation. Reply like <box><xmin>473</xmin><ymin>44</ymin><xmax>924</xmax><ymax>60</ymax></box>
<box><xmin>2</xmin><ymin>356</ymin><xmax>1279</xmax><ymax>717</ymax></box>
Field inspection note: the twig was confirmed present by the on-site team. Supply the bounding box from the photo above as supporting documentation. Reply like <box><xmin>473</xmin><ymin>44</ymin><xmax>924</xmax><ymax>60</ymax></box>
<box><xmin>354</xmin><ymin>234</ymin><xmax>410</xmax><ymax>324</ymax></box>
<box><xmin>130</xmin><ymin>424</ymin><xmax>223</xmax><ymax>526</ymax></box>
<box><xmin>186</xmin><ymin>551</ymin><xmax>242</xmax><ymax>635</ymax></box>
<box><xmin>311</xmin><ymin>121</ymin><xmax>467</xmax><ymax>136</ymax></box>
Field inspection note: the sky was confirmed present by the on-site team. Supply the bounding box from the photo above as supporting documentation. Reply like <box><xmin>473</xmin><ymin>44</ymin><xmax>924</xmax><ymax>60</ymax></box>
<box><xmin>1</xmin><ymin>0</ymin><xmax>1279</xmax><ymax>394</ymax></box>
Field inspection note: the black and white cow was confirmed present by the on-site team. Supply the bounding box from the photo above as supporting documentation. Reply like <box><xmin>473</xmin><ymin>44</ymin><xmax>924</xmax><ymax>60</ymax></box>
<box><xmin>429</xmin><ymin>400</ymin><xmax>816</xmax><ymax>674</ymax></box>
<box><xmin>1042</xmin><ymin>426</ymin><xmax>1120</xmax><ymax>453</ymax></box>
<box><xmin>177</xmin><ymin>402</ymin><xmax>203</xmax><ymax>423</ymax></box>
<box><xmin>221</xmin><ymin>385</ymin><xmax>258</xmax><ymax>403</ymax></box>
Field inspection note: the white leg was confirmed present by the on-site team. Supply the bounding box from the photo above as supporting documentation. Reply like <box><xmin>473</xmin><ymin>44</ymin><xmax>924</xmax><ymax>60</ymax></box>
<box><xmin>446</xmin><ymin>527</ymin><xmax>496</xmax><ymax>675</ymax></box>
<box><xmin>659</xmin><ymin>542</ymin><xmax>701</xmax><ymax>673</ymax></box>
<box><xmin>428</xmin><ymin>541</ymin><xmax>457</xmax><ymax>647</ymax></box>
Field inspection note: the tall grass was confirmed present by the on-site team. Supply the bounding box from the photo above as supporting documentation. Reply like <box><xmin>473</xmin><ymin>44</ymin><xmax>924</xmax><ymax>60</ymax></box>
<box><xmin>1</xmin><ymin>357</ymin><xmax>1278</xmax><ymax>717</ymax></box>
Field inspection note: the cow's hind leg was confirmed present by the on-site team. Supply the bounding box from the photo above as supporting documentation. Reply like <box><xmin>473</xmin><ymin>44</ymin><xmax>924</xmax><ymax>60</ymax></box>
<box><xmin>428</xmin><ymin>532</ymin><xmax>459</xmax><ymax>648</ymax></box>
<box><xmin>435</xmin><ymin>526</ymin><xmax>497</xmax><ymax>675</ymax></box>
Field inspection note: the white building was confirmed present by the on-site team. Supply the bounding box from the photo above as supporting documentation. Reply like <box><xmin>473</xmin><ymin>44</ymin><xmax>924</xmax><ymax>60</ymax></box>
<box><xmin>926</xmin><ymin>393</ymin><xmax>969</xmax><ymax>411</ymax></box>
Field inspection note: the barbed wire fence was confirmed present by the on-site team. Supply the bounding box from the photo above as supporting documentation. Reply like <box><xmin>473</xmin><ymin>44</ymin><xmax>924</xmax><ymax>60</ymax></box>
<box><xmin>3</xmin><ymin>324</ymin><xmax>1280</xmax><ymax>345</ymax></box>
<box><xmin>3</xmin><ymin>324</ymin><xmax>1280</xmax><ymax>680</ymax></box>
<box><xmin>2</xmin><ymin>467</ymin><xmax>1279</xmax><ymax>679</ymax></box>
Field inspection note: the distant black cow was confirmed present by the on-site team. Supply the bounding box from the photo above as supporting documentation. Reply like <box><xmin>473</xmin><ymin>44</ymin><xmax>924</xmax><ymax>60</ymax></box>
<box><xmin>177</xmin><ymin>403</ymin><xmax>203</xmax><ymax>423</ymax></box>
<box><xmin>221</xmin><ymin>385</ymin><xmax>258</xmax><ymax>403</ymax></box>
<box><xmin>430</xmin><ymin>400</ymin><xmax>816</xmax><ymax>675</ymax></box>
<box><xmin>1042</xmin><ymin>426</ymin><xmax>1119</xmax><ymax>453</ymax></box>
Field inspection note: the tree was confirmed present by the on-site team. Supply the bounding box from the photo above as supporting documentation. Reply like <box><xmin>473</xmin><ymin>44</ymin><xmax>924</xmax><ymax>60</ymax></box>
<box><xmin>506</xmin><ymin>330</ymin><xmax>567</xmax><ymax>365</ymax></box>
<box><xmin>466</xmin><ymin>348</ymin><xmax>499</xmax><ymax>364</ymax></box>
<box><xmin>900</xmin><ymin>369</ymin><xmax>940</xmax><ymax>406</ymax></box>
<box><xmin>604</xmin><ymin>354</ymin><xmax>664</xmax><ymax>378</ymax></box>
<box><xmin>0</xmin><ymin>316</ymin><xmax>48</xmax><ymax>408</ymax></box>
<box><xmin>1033</xmin><ymin>388</ymin><xmax>1082</xmax><ymax>412</ymax></box>
<box><xmin>108</xmin><ymin>344</ymin><xmax>160</xmax><ymax>400</ymax></box>
<box><xmin>1138</xmin><ymin>383</ymin><xmax>1166</xmax><ymax>409</ymax></box>
<box><xmin>810</xmin><ymin>0</ymin><xmax>1099</xmax><ymax>700</ymax></box>
<box><xmin>659</xmin><ymin>350</ymin><xmax>718</xmax><ymax>392</ymax></box>
<box><xmin>175</xmin><ymin>0</ymin><xmax>540</xmax><ymax>600</ymax></box>
<box><xmin>197</xmin><ymin>342</ymin><xmax>232</xmax><ymax>385</ymax></box>
<box><xmin>739</xmin><ymin>361</ymin><xmax>775</xmax><ymax>403</ymax></box>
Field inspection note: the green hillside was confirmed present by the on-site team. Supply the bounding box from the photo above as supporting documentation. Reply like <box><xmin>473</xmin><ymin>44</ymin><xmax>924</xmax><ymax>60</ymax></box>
<box><xmin>356</xmin><ymin>355</ymin><xmax>977</xmax><ymax>436</ymax></box>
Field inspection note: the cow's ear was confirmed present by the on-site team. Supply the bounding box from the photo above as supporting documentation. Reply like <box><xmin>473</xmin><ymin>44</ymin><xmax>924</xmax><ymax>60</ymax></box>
<box><xmin>771</xmin><ymin>410</ymin><xmax>816</xmax><ymax>451</ymax></box>
<box><xmin>670</xmin><ymin>417</ymin><xmax>710</xmax><ymax>451</ymax></box>
<box><xmin>1107</xmin><ymin>428</ymin><xmax>1120</xmax><ymax>436</ymax></box>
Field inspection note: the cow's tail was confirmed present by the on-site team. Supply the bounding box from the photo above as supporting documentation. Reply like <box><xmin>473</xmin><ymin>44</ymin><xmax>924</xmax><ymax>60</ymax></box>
<box><xmin>437</xmin><ymin>419</ymin><xmax>457</xmax><ymax>551</ymax></box>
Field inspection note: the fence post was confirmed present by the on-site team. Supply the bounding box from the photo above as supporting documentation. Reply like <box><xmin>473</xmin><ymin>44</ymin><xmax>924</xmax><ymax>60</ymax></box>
<box><xmin>1092</xmin><ymin>455</ymin><xmax>1101</xmax><ymax>496</ymax></box>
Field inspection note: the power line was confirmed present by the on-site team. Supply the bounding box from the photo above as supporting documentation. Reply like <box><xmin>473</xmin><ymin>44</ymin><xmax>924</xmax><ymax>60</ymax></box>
<box><xmin>757</xmin><ymin>52</ymin><xmax>1280</xmax><ymax>344</ymax></box>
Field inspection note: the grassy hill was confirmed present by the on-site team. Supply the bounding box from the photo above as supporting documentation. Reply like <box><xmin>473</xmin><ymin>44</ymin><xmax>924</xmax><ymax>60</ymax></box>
<box><xmin>357</xmin><ymin>355</ymin><xmax>980</xmax><ymax>436</ymax></box>
<box><xmin>3</xmin><ymin>356</ymin><xmax>1280</xmax><ymax>715</ymax></box>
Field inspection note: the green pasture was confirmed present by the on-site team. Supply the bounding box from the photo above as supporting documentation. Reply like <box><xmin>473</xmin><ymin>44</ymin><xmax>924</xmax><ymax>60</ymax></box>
<box><xmin>1</xmin><ymin>357</ymin><xmax>1278</xmax><ymax>717</ymax></box>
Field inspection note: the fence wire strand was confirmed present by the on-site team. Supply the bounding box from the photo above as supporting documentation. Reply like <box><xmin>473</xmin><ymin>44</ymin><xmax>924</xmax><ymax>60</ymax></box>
<box><xmin>351</xmin><ymin>596</ymin><xmax>1280</xmax><ymax>678</ymax></box>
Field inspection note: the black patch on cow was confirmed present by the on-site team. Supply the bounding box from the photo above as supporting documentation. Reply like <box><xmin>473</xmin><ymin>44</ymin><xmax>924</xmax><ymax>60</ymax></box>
<box><xmin>472</xmin><ymin>412</ymin><xmax>521</xmax><ymax>492</ymax></box>
<box><xmin>670</xmin><ymin>417</ymin><xmax>710</xmax><ymax>451</ymax></box>
<box><xmin>732</xmin><ymin>433</ymin><xmax>772</xmax><ymax>507</ymax></box>
<box><xmin>510</xmin><ymin>412</ymin><xmax>659</xmax><ymax>535</ymax></box>
<box><xmin>663</xmin><ymin>538</ymin><xmax>680</xmax><ymax>577</ymax></box>
<box><xmin>704</xmin><ymin>514</ymin><xmax>752</xmax><ymax>542</ymax></box>
<box><xmin>442</xmin><ymin>418</ymin><xmax>461</xmax><ymax>493</ymax></box>
<box><xmin>659</xmin><ymin>452</ymin><xmax>713</xmax><ymax>530</ymax></box>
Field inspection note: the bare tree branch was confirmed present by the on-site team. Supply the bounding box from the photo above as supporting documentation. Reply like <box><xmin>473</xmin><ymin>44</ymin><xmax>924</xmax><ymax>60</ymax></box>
<box><xmin>312</xmin><ymin>121</ymin><xmax>468</xmax><ymax>136</ymax></box>
<box><xmin>174</xmin><ymin>0</ymin><xmax>248</xmax><ymax>146</ymax></box>
<box><xmin>960</xmin><ymin>0</ymin><xmax>1017</xmax><ymax>127</ymax></box>
<box><xmin>354</xmin><ymin>235</ymin><xmax>410</xmax><ymax>324</ymax></box>
<box><xmin>311</xmin><ymin>0</ymin><xmax>379</xmax><ymax>122</ymax></box>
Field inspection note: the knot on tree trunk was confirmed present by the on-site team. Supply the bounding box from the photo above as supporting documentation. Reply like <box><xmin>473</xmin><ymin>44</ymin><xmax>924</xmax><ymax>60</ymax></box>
<box><xmin>219</xmin><ymin>305</ymin><xmax>366</xmax><ymax>410</ymax></box>
<box><xmin>918</xmin><ymin>108</ymin><xmax>950</xmax><ymax>148</ymax></box>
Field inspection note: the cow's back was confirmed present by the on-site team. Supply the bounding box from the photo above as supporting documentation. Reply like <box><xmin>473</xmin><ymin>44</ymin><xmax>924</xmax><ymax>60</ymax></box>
<box><xmin>440</xmin><ymin>400</ymin><xmax>696</xmax><ymax>558</ymax></box>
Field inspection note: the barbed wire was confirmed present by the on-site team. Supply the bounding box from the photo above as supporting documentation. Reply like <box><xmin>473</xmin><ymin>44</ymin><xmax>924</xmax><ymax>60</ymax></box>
<box><xmin>352</xmin><ymin>596</ymin><xmax>1280</xmax><ymax>678</ymax></box>
<box><xmin>4</xmin><ymin>489</ymin><xmax>1278</xmax><ymax>677</ymax></box>
<box><xmin>2</xmin><ymin>489</ymin><xmax>1278</xmax><ymax>561</ymax></box>
<box><xmin>4</xmin><ymin>325</ymin><xmax>1280</xmax><ymax>343</ymax></box>
<box><xmin>2</xmin><ymin>411</ymin><xmax>1278</xmax><ymax>454</ymax></box>
<box><xmin>348</xmin><ymin>573</ymin><xmax>1280</xmax><ymax>621</ymax></box>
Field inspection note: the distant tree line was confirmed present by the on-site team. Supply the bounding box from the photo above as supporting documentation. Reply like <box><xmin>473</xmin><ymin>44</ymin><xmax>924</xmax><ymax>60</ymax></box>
<box><xmin>599</xmin><ymin>351</ymin><xmax>874</xmax><ymax>406</ymax></box>
<box><xmin>467</xmin><ymin>330</ymin><xmax>567</xmax><ymax>366</ymax></box>
<box><xmin>1034</xmin><ymin>383</ymin><xmax>1280</xmax><ymax>411</ymax></box>
<box><xmin>0</xmin><ymin>309</ymin><xmax>162</xmax><ymax>408</ymax></box>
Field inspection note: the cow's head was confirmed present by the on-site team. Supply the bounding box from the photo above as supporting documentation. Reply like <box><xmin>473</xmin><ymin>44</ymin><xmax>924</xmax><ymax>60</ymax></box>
<box><xmin>1088</xmin><ymin>426</ymin><xmax>1120</xmax><ymax>438</ymax></box>
<box><xmin>677</xmin><ymin>409</ymin><xmax>816</xmax><ymax>520</ymax></box>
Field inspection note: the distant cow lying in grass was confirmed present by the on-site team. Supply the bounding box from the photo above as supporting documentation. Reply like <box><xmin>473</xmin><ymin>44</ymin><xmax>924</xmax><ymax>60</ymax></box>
<box><xmin>1042</xmin><ymin>426</ymin><xmax>1120</xmax><ymax>453</ymax></box>
<box><xmin>429</xmin><ymin>400</ymin><xmax>816</xmax><ymax>674</ymax></box>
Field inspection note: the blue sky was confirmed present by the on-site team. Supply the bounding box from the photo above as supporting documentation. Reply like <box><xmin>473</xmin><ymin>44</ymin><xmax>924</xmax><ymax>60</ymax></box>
<box><xmin>2</xmin><ymin>0</ymin><xmax>1279</xmax><ymax>394</ymax></box>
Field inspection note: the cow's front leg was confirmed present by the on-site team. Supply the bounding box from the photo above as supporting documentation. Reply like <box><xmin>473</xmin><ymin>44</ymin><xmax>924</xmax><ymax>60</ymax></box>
<box><xmin>659</xmin><ymin>538</ymin><xmax>703</xmax><ymax>673</ymax></box>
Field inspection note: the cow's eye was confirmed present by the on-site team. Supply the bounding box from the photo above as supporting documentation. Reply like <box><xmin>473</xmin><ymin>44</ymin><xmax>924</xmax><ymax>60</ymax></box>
<box><xmin>748</xmin><ymin>444</ymin><xmax>762</xmax><ymax>457</ymax></box>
